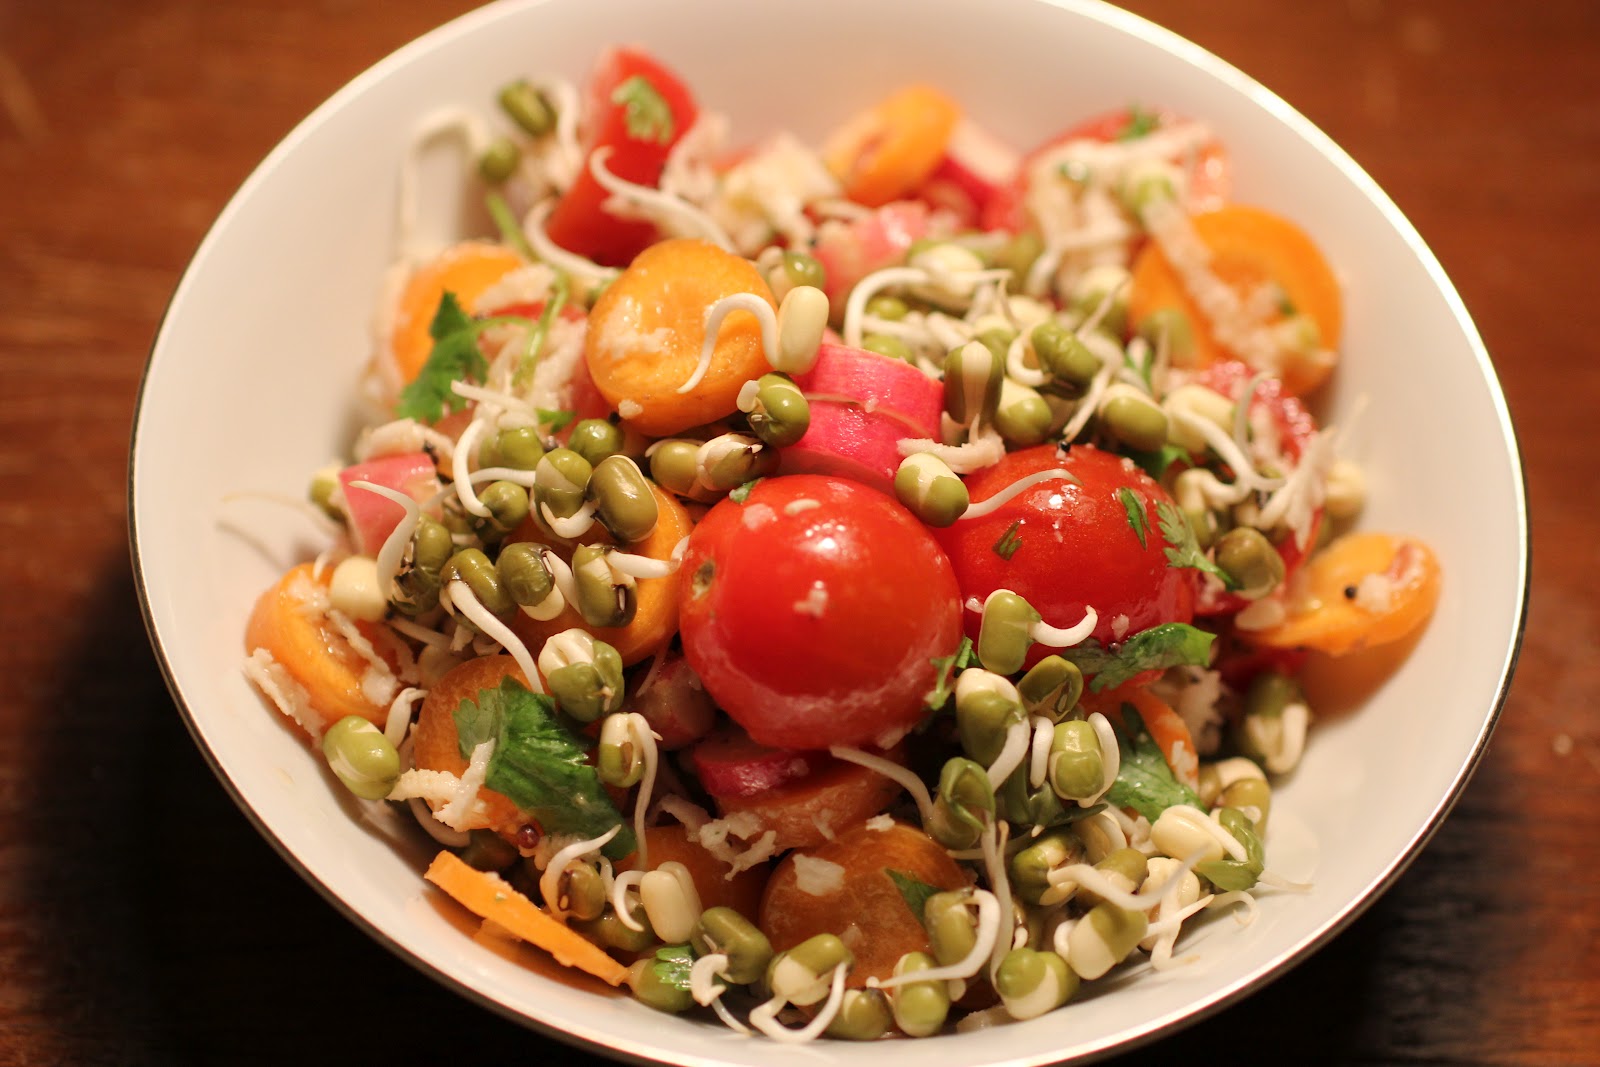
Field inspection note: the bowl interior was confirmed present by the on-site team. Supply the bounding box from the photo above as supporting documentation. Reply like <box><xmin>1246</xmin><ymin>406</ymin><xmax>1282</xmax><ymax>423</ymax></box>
<box><xmin>131</xmin><ymin>1</ymin><xmax>1525</xmax><ymax>1064</ymax></box>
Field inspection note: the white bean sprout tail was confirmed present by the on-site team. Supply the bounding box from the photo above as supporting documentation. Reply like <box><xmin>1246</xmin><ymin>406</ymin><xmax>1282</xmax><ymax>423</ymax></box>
<box><xmin>682</xmin><ymin>293</ymin><xmax>778</xmax><ymax>394</ymax></box>
<box><xmin>539</xmin><ymin>825</ymin><xmax>622</xmax><ymax>924</ymax></box>
<box><xmin>747</xmin><ymin>966</ymin><xmax>849</xmax><ymax>1044</ymax></box>
<box><xmin>442</xmin><ymin>579</ymin><xmax>542</xmax><ymax>693</ymax></box>
<box><xmin>828</xmin><ymin>746</ymin><xmax>934</xmax><ymax>826</ymax></box>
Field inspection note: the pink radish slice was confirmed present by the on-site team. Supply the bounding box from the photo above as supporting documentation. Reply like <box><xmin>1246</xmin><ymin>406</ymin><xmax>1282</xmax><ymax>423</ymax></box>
<box><xmin>811</xmin><ymin>200</ymin><xmax>933</xmax><ymax>315</ymax></box>
<box><xmin>338</xmin><ymin>452</ymin><xmax>440</xmax><ymax>555</ymax></box>
<box><xmin>686</xmin><ymin>723</ymin><xmax>829</xmax><ymax>799</ymax></box>
<box><xmin>781</xmin><ymin>344</ymin><xmax>943</xmax><ymax>493</ymax></box>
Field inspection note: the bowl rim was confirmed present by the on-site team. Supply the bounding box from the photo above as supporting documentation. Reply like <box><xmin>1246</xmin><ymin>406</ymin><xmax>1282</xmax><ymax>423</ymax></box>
<box><xmin>128</xmin><ymin>0</ymin><xmax>1530</xmax><ymax>1062</ymax></box>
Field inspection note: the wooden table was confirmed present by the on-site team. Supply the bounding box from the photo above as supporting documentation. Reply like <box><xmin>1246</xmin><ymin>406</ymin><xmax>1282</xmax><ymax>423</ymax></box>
<box><xmin>1</xmin><ymin>1</ymin><xmax>1591</xmax><ymax>1063</ymax></box>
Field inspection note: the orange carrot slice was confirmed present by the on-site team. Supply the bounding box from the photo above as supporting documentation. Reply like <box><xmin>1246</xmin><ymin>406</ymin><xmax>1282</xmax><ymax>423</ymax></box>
<box><xmin>389</xmin><ymin>241</ymin><xmax>524</xmax><ymax>386</ymax></box>
<box><xmin>713</xmin><ymin>749</ymin><xmax>908</xmax><ymax>851</ymax></box>
<box><xmin>508</xmin><ymin>482</ymin><xmax>692</xmax><ymax>665</ymax></box>
<box><xmin>1086</xmin><ymin>685</ymin><xmax>1200</xmax><ymax>791</ymax></box>
<box><xmin>1129</xmin><ymin>205</ymin><xmax>1342</xmax><ymax>396</ymax></box>
<box><xmin>410</xmin><ymin>655</ymin><xmax>528</xmax><ymax>832</ymax></box>
<box><xmin>584</xmin><ymin>238</ymin><xmax>775</xmax><ymax>436</ymax></box>
<box><xmin>424</xmin><ymin>849</ymin><xmax>629</xmax><ymax>986</ymax></box>
<box><xmin>1248</xmin><ymin>533</ymin><xmax>1441</xmax><ymax>656</ymax></box>
<box><xmin>758</xmin><ymin>820</ymin><xmax>967</xmax><ymax>985</ymax></box>
<box><xmin>823</xmin><ymin>84</ymin><xmax>961</xmax><ymax>208</ymax></box>
<box><xmin>613</xmin><ymin>824</ymin><xmax>770</xmax><ymax>918</ymax></box>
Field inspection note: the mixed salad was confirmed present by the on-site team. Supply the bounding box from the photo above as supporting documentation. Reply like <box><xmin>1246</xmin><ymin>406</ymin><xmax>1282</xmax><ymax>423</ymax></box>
<box><xmin>243</xmin><ymin>45</ymin><xmax>1442</xmax><ymax>1041</ymax></box>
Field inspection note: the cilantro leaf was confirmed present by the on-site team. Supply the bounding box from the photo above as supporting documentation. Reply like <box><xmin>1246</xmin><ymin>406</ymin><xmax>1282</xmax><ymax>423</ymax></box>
<box><xmin>611</xmin><ymin>75</ymin><xmax>674</xmax><ymax>144</ymax></box>
<box><xmin>486</xmin><ymin>190</ymin><xmax>537</xmax><ymax>263</ymax></box>
<box><xmin>1125</xmin><ymin>443</ymin><xmax>1190</xmax><ymax>480</ymax></box>
<box><xmin>1117</xmin><ymin>487</ymin><xmax>1150</xmax><ymax>548</ymax></box>
<box><xmin>396</xmin><ymin>292</ymin><xmax>489</xmax><ymax>422</ymax></box>
<box><xmin>924</xmin><ymin>635</ymin><xmax>977</xmax><ymax>709</ymax></box>
<box><xmin>1156</xmin><ymin>500</ymin><xmax>1237</xmax><ymax>589</ymax></box>
<box><xmin>729</xmin><ymin>478</ymin><xmax>763</xmax><ymax>504</ymax></box>
<box><xmin>1105</xmin><ymin>704</ymin><xmax>1204</xmax><ymax>821</ymax></box>
<box><xmin>993</xmin><ymin>519</ymin><xmax>1024</xmax><ymax>560</ymax></box>
<box><xmin>1117</xmin><ymin>105</ymin><xmax>1159</xmax><ymax>142</ymax></box>
<box><xmin>886</xmin><ymin>869</ymin><xmax>943</xmax><ymax>923</ymax></box>
<box><xmin>452</xmin><ymin>678</ymin><xmax>635</xmax><ymax>859</ymax></box>
<box><xmin>648</xmin><ymin>944</ymin><xmax>697</xmax><ymax>994</ymax></box>
<box><xmin>537</xmin><ymin>408</ymin><xmax>576</xmax><ymax>433</ymax></box>
<box><xmin>1058</xmin><ymin>622</ymin><xmax>1216</xmax><ymax>693</ymax></box>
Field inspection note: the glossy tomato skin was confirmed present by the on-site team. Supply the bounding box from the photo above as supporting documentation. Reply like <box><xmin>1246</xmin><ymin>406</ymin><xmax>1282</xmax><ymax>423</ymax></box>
<box><xmin>544</xmin><ymin>47</ymin><xmax>698</xmax><ymax>267</ymax></box>
<box><xmin>935</xmin><ymin>445</ymin><xmax>1196</xmax><ymax>659</ymax></box>
<box><xmin>678</xmin><ymin>475</ymin><xmax>962</xmax><ymax>751</ymax></box>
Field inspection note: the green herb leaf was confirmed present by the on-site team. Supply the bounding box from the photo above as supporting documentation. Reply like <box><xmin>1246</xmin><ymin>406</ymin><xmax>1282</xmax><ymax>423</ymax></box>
<box><xmin>452</xmin><ymin>678</ymin><xmax>635</xmax><ymax>859</ymax></box>
<box><xmin>1105</xmin><ymin>704</ymin><xmax>1204</xmax><ymax>821</ymax></box>
<box><xmin>611</xmin><ymin>75</ymin><xmax>674</xmax><ymax>144</ymax></box>
<box><xmin>886</xmin><ymin>869</ymin><xmax>943</xmax><ymax>923</ymax></box>
<box><xmin>1117</xmin><ymin>487</ymin><xmax>1150</xmax><ymax>549</ymax></box>
<box><xmin>1157</xmin><ymin>500</ymin><xmax>1237</xmax><ymax>589</ymax></box>
<box><xmin>729</xmin><ymin>478</ymin><xmax>764</xmax><ymax>504</ymax></box>
<box><xmin>993</xmin><ymin>519</ymin><xmax>1024</xmax><ymax>560</ymax></box>
<box><xmin>1117</xmin><ymin>105</ymin><xmax>1159</xmax><ymax>142</ymax></box>
<box><xmin>396</xmin><ymin>292</ymin><xmax>490</xmax><ymax>422</ymax></box>
<box><xmin>1059</xmin><ymin>622</ymin><xmax>1216</xmax><ymax>693</ymax></box>
<box><xmin>649</xmin><ymin>944</ymin><xmax>697</xmax><ymax>994</ymax></box>
<box><xmin>537</xmin><ymin>407</ymin><xmax>576</xmax><ymax>433</ymax></box>
<box><xmin>1125</xmin><ymin>444</ymin><xmax>1190</xmax><ymax>480</ymax></box>
<box><xmin>924</xmin><ymin>635</ymin><xmax>977</xmax><ymax>709</ymax></box>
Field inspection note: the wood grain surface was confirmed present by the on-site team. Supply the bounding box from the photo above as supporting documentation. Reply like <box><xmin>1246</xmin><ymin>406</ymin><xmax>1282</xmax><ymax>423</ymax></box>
<box><xmin>1</xmin><ymin>1</ymin><xmax>1593</xmax><ymax>1063</ymax></box>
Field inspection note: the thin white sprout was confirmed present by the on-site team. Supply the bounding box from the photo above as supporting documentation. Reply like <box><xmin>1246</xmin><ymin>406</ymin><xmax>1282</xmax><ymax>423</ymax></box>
<box><xmin>1146</xmin><ymin>893</ymin><xmax>1215</xmax><ymax>971</ymax></box>
<box><xmin>1208</xmin><ymin>890</ymin><xmax>1259</xmax><ymax>924</ymax></box>
<box><xmin>529</xmin><ymin>75</ymin><xmax>582</xmax><ymax>190</ymax></box>
<box><xmin>1023</xmin><ymin>220</ymin><xmax>1137</xmax><ymax>297</ymax></box>
<box><xmin>986</xmin><ymin>718</ymin><xmax>1031</xmax><ymax>791</ymax></box>
<box><xmin>443</xmin><ymin>579</ymin><xmax>542</xmax><ymax>693</ymax></box>
<box><xmin>689</xmin><ymin>953</ymin><xmax>732</xmax><ymax>1006</ymax></box>
<box><xmin>681</xmin><ymin>293</ymin><xmax>777</xmax><ymax>394</ymax></box>
<box><xmin>1085</xmin><ymin>711</ymin><xmax>1120</xmax><ymax>806</ymax></box>
<box><xmin>466</xmin><ymin>466</ymin><xmax>540</xmax><ymax>487</ymax></box>
<box><xmin>1160</xmin><ymin>805</ymin><xmax>1249</xmax><ymax>862</ymax></box>
<box><xmin>606</xmin><ymin>551</ymin><xmax>680</xmax><ymax>580</ymax></box>
<box><xmin>1232</xmin><ymin>370</ymin><xmax>1272</xmax><ymax>453</ymax></box>
<box><xmin>841</xmin><ymin>266</ymin><xmax>926</xmax><ymax>348</ymax></box>
<box><xmin>1170</xmin><ymin>406</ymin><xmax>1283</xmax><ymax>493</ymax></box>
<box><xmin>957</xmin><ymin>468</ymin><xmax>1077</xmax><ymax>520</ymax></box>
<box><xmin>452</xmin><ymin>418</ymin><xmax>494</xmax><ymax>518</ymax></box>
<box><xmin>1044</xmin><ymin>847</ymin><xmax>1209</xmax><ymax>911</ymax></box>
<box><xmin>748</xmin><ymin>965</ymin><xmax>848</xmax><ymax>1044</ymax></box>
<box><xmin>1257</xmin><ymin>870</ymin><xmax>1315</xmax><ymax>893</ymax></box>
<box><xmin>829</xmin><ymin>746</ymin><xmax>934</xmax><ymax>826</ymax></box>
<box><xmin>870</xmin><ymin>890</ymin><xmax>1002</xmax><ymax>990</ymax></box>
<box><xmin>589</xmin><ymin>146</ymin><xmax>735</xmax><ymax>249</ymax></box>
<box><xmin>452</xmin><ymin>379</ymin><xmax>539</xmax><ymax>418</ymax></box>
<box><xmin>1005</xmin><ymin>333</ymin><xmax>1050</xmax><ymax>388</ymax></box>
<box><xmin>397</xmin><ymin>108</ymin><xmax>494</xmax><ymax>262</ymax></box>
<box><xmin>348</xmin><ymin>480</ymin><xmax>420</xmax><ymax>601</ymax></box>
<box><xmin>610</xmin><ymin>869</ymin><xmax>647</xmax><ymax>931</ymax></box>
<box><xmin>538</xmin><ymin>824</ymin><xmax>622</xmax><ymax>924</ymax></box>
<box><xmin>1057</xmin><ymin>358</ymin><xmax>1117</xmax><ymax>444</ymax></box>
<box><xmin>979</xmin><ymin>819</ymin><xmax>1016</xmax><ymax>978</ymax></box>
<box><xmin>384</xmin><ymin>686</ymin><xmax>427</xmax><ymax>747</ymax></box>
<box><xmin>523</xmin><ymin>199</ymin><xmax>621</xmax><ymax>285</ymax></box>
<box><xmin>1028</xmin><ymin>716</ymin><xmax>1054</xmax><ymax>790</ymax></box>
<box><xmin>540</xmin><ymin>499</ymin><xmax>597</xmax><ymax>539</ymax></box>
<box><xmin>625</xmin><ymin>713</ymin><xmax>660</xmax><ymax>873</ymax></box>
<box><xmin>709</xmin><ymin>995</ymin><xmax>752</xmax><ymax>1035</ymax></box>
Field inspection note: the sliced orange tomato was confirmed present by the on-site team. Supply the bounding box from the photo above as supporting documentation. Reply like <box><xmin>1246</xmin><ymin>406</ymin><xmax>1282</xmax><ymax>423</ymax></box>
<box><xmin>1248</xmin><ymin>533</ymin><xmax>1441</xmax><ymax>656</ymax></box>
<box><xmin>822</xmin><ymin>84</ymin><xmax>961</xmax><ymax>208</ymax></box>
<box><xmin>1129</xmin><ymin>204</ymin><xmax>1341</xmax><ymax>395</ymax></box>
<box><xmin>583</xmin><ymin>238</ymin><xmax>775</xmax><ymax>436</ymax></box>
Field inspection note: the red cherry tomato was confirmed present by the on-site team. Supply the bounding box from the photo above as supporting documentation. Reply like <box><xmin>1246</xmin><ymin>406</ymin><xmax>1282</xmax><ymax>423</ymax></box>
<box><xmin>678</xmin><ymin>475</ymin><xmax>963</xmax><ymax>751</ymax></box>
<box><xmin>982</xmin><ymin>106</ymin><xmax>1231</xmax><ymax>234</ymax></box>
<box><xmin>934</xmin><ymin>444</ymin><xmax>1197</xmax><ymax>660</ymax></box>
<box><xmin>544</xmin><ymin>47</ymin><xmax>698</xmax><ymax>267</ymax></box>
<box><xmin>1190</xmin><ymin>360</ymin><xmax>1323</xmax><ymax>616</ymax></box>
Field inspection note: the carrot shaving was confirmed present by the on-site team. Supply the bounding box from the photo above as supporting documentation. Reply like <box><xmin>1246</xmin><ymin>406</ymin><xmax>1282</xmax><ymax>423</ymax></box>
<box><xmin>423</xmin><ymin>850</ymin><xmax>629</xmax><ymax>986</ymax></box>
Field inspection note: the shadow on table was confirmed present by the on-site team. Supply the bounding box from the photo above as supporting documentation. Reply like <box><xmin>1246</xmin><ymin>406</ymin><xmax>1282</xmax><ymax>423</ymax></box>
<box><xmin>20</xmin><ymin>553</ymin><xmax>1504</xmax><ymax>1065</ymax></box>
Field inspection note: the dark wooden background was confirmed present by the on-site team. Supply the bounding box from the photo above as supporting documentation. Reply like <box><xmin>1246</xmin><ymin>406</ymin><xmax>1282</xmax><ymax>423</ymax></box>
<box><xmin>1</xmin><ymin>1</ymin><xmax>1592</xmax><ymax>1063</ymax></box>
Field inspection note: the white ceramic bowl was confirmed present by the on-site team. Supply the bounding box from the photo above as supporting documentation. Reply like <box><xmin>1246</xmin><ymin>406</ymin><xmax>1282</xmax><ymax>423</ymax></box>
<box><xmin>130</xmin><ymin>0</ymin><xmax>1527</xmax><ymax>1063</ymax></box>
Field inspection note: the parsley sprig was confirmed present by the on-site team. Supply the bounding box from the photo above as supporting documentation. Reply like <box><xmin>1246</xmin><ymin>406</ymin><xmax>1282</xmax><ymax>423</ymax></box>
<box><xmin>1058</xmin><ymin>622</ymin><xmax>1216</xmax><ymax>693</ymax></box>
<box><xmin>395</xmin><ymin>292</ymin><xmax>534</xmax><ymax>423</ymax></box>
<box><xmin>1156</xmin><ymin>500</ymin><xmax>1237</xmax><ymax>589</ymax></box>
<box><xmin>1118</xmin><ymin>487</ymin><xmax>1150</xmax><ymax>548</ymax></box>
<box><xmin>611</xmin><ymin>76</ymin><xmax>674</xmax><ymax>144</ymax></box>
